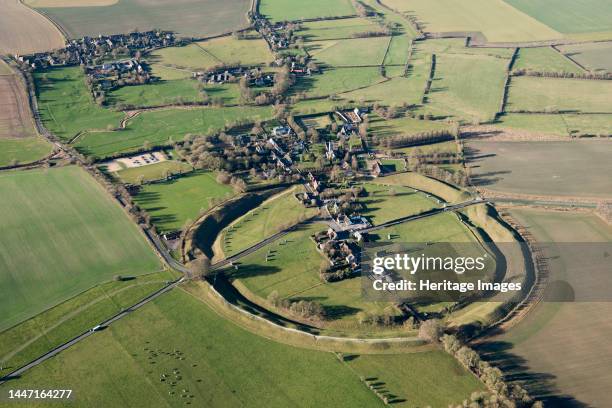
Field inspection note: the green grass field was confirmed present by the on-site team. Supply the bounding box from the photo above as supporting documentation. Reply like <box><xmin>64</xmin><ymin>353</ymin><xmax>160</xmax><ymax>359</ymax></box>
<box><xmin>383</xmin><ymin>35</ymin><xmax>411</xmax><ymax>67</ymax></box>
<box><xmin>35</xmin><ymin>67</ymin><xmax>124</xmax><ymax>141</ymax></box>
<box><xmin>342</xmin><ymin>75</ymin><xmax>425</xmax><ymax>106</ymax></box>
<box><xmin>379</xmin><ymin>172</ymin><xmax>470</xmax><ymax>203</ymax></box>
<box><xmin>562</xmin><ymin>113</ymin><xmax>612</xmax><ymax>136</ymax></box>
<box><xmin>108</xmin><ymin>79</ymin><xmax>206</xmax><ymax>108</ymax></box>
<box><xmin>114</xmin><ymin>160</ymin><xmax>193</xmax><ymax>184</ymax></box>
<box><xmin>507</xmin><ymin>77</ymin><xmax>612</xmax><ymax>113</ymax></box>
<box><xmin>296</xmin><ymin>18</ymin><xmax>381</xmax><ymax>41</ymax></box>
<box><xmin>505</xmin><ymin>0</ymin><xmax>612</xmax><ymax>35</ymax></box>
<box><xmin>467</xmin><ymin>140</ymin><xmax>612</xmax><ymax>198</ymax></box>
<box><xmin>0</xmin><ymin>269</ymin><xmax>177</xmax><ymax>379</ymax></box>
<box><xmin>383</xmin><ymin>0</ymin><xmax>561</xmax><ymax>42</ymax></box>
<box><xmin>486</xmin><ymin>209</ymin><xmax>612</xmax><ymax>406</ymax></box>
<box><xmin>513</xmin><ymin>47</ymin><xmax>583</xmax><ymax>74</ymax></box>
<box><xmin>75</xmin><ymin>106</ymin><xmax>272</xmax><ymax>158</ymax></box>
<box><xmin>0</xmin><ymin>166</ymin><xmax>162</xmax><ymax>331</ymax></box>
<box><xmin>361</xmin><ymin>182</ymin><xmax>439</xmax><ymax>224</ymax></box>
<box><xmin>493</xmin><ymin>114</ymin><xmax>569</xmax><ymax>135</ymax></box>
<box><xmin>494</xmin><ymin>113</ymin><xmax>612</xmax><ymax>136</ymax></box>
<box><xmin>35</xmin><ymin>0</ymin><xmax>251</xmax><ymax>38</ymax></box>
<box><xmin>346</xmin><ymin>351</ymin><xmax>486</xmax><ymax>407</ymax></box>
<box><xmin>426</xmin><ymin>53</ymin><xmax>507</xmax><ymax>123</ymax></box>
<box><xmin>196</xmin><ymin>36</ymin><xmax>274</xmax><ymax>66</ymax></box>
<box><xmin>221</xmin><ymin>187</ymin><xmax>318</xmax><ymax>257</ymax></box>
<box><xmin>149</xmin><ymin>45</ymin><xmax>221</xmax><ymax>75</ymax></box>
<box><xmin>0</xmin><ymin>137</ymin><xmax>53</xmax><ymax>167</ymax></box>
<box><xmin>393</xmin><ymin>140</ymin><xmax>458</xmax><ymax>156</ymax></box>
<box><xmin>311</xmin><ymin>37</ymin><xmax>391</xmax><ymax>67</ymax></box>
<box><xmin>1</xmin><ymin>287</ymin><xmax>386</xmax><ymax>407</ymax></box>
<box><xmin>368</xmin><ymin>115</ymin><xmax>452</xmax><ymax>139</ymax></box>
<box><xmin>558</xmin><ymin>41</ymin><xmax>612</xmax><ymax>72</ymax></box>
<box><xmin>260</xmin><ymin>0</ymin><xmax>355</xmax><ymax>22</ymax></box>
<box><xmin>293</xmin><ymin>67</ymin><xmax>384</xmax><ymax>98</ymax></box>
<box><xmin>133</xmin><ymin>170</ymin><xmax>234</xmax><ymax>233</ymax></box>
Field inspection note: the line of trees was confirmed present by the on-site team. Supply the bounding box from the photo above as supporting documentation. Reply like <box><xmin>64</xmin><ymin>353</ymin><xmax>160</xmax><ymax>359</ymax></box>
<box><xmin>512</xmin><ymin>69</ymin><xmax>612</xmax><ymax>80</ymax></box>
<box><xmin>441</xmin><ymin>334</ymin><xmax>542</xmax><ymax>408</ymax></box>
<box><xmin>372</xmin><ymin>129</ymin><xmax>454</xmax><ymax>148</ymax></box>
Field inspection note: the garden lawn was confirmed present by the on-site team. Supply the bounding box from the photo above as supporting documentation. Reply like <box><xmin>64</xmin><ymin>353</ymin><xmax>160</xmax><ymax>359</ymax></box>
<box><xmin>221</xmin><ymin>187</ymin><xmax>318</xmax><ymax>257</ymax></box>
<box><xmin>75</xmin><ymin>106</ymin><xmax>272</xmax><ymax>158</ymax></box>
<box><xmin>34</xmin><ymin>66</ymin><xmax>123</xmax><ymax>141</ymax></box>
<box><xmin>260</xmin><ymin>0</ymin><xmax>355</xmax><ymax>22</ymax></box>
<box><xmin>507</xmin><ymin>77</ymin><xmax>612</xmax><ymax>113</ymax></box>
<box><xmin>0</xmin><ymin>137</ymin><xmax>53</xmax><ymax>167</ymax></box>
<box><xmin>513</xmin><ymin>47</ymin><xmax>583</xmax><ymax>74</ymax></box>
<box><xmin>0</xmin><ymin>166</ymin><xmax>162</xmax><ymax>331</ymax></box>
<box><xmin>0</xmin><ymin>287</ymin><xmax>383</xmax><ymax>407</ymax></box>
<box><xmin>133</xmin><ymin>170</ymin><xmax>234</xmax><ymax>233</ymax></box>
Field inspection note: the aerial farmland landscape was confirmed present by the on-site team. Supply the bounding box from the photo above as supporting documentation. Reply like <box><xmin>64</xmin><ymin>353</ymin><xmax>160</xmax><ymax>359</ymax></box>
<box><xmin>0</xmin><ymin>0</ymin><xmax>610</xmax><ymax>407</ymax></box>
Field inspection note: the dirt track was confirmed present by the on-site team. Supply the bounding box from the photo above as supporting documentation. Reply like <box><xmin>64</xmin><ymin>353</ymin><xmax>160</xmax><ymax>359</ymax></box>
<box><xmin>0</xmin><ymin>0</ymin><xmax>64</xmax><ymax>55</ymax></box>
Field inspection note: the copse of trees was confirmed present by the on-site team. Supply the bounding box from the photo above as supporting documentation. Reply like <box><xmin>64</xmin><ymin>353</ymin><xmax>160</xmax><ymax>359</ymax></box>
<box><xmin>267</xmin><ymin>290</ymin><xmax>326</xmax><ymax>320</ymax></box>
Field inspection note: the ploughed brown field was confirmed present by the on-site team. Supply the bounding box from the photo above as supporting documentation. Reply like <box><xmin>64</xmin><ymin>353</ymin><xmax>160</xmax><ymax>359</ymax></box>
<box><xmin>0</xmin><ymin>0</ymin><xmax>65</xmax><ymax>55</ymax></box>
<box><xmin>0</xmin><ymin>62</ymin><xmax>36</xmax><ymax>139</ymax></box>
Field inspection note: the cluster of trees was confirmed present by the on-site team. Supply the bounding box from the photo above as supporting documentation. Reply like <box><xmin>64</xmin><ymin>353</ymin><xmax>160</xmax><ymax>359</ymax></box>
<box><xmin>410</xmin><ymin>163</ymin><xmax>469</xmax><ymax>187</ymax></box>
<box><xmin>373</xmin><ymin>104</ymin><xmax>401</xmax><ymax>119</ymax></box>
<box><xmin>272</xmin><ymin>65</ymin><xmax>293</xmax><ymax>96</ymax></box>
<box><xmin>216</xmin><ymin>171</ymin><xmax>247</xmax><ymax>192</ymax></box>
<box><xmin>512</xmin><ymin>69</ymin><xmax>612</xmax><ymax>80</ymax></box>
<box><xmin>442</xmin><ymin>334</ymin><xmax>541</xmax><ymax>408</ymax></box>
<box><xmin>267</xmin><ymin>291</ymin><xmax>326</xmax><ymax>320</ymax></box>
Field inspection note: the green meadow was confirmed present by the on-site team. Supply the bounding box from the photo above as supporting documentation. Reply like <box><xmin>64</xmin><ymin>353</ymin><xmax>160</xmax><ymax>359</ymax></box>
<box><xmin>34</xmin><ymin>66</ymin><xmax>123</xmax><ymax>141</ymax></box>
<box><xmin>133</xmin><ymin>170</ymin><xmax>234</xmax><ymax>233</ymax></box>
